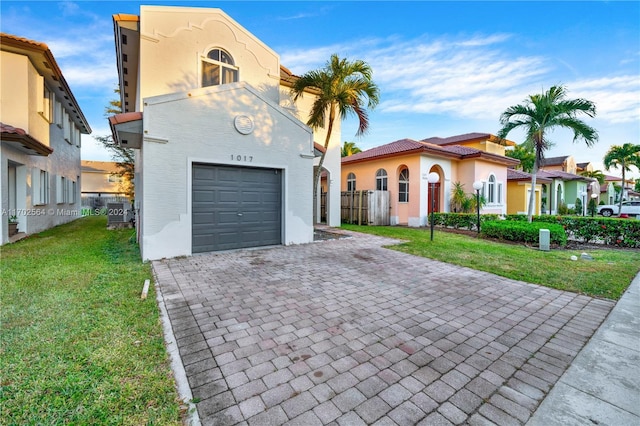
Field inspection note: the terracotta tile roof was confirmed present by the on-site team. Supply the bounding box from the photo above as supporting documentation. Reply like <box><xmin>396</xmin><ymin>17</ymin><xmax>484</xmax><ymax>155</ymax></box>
<box><xmin>422</xmin><ymin>132</ymin><xmax>492</xmax><ymax>145</ymax></box>
<box><xmin>507</xmin><ymin>168</ymin><xmax>552</xmax><ymax>183</ymax></box>
<box><xmin>0</xmin><ymin>33</ymin><xmax>48</xmax><ymax>49</ymax></box>
<box><xmin>314</xmin><ymin>142</ymin><xmax>326</xmax><ymax>154</ymax></box>
<box><xmin>1</xmin><ymin>122</ymin><xmax>28</xmax><ymax>136</ymax></box>
<box><xmin>0</xmin><ymin>122</ymin><xmax>53</xmax><ymax>156</ymax></box>
<box><xmin>342</xmin><ymin>139</ymin><xmax>427</xmax><ymax>163</ymax></box>
<box><xmin>342</xmin><ymin>138</ymin><xmax>520</xmax><ymax>166</ymax></box>
<box><xmin>537</xmin><ymin>170</ymin><xmax>590</xmax><ymax>181</ymax></box>
<box><xmin>108</xmin><ymin>111</ymin><xmax>143</xmax><ymax>126</ymax></box>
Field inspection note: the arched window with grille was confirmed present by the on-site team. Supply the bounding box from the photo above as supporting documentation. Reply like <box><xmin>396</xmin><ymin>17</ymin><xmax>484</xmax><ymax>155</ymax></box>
<box><xmin>399</xmin><ymin>168</ymin><xmax>409</xmax><ymax>202</ymax></box>
<box><xmin>202</xmin><ymin>48</ymin><xmax>239</xmax><ymax>87</ymax></box>
<box><xmin>347</xmin><ymin>173</ymin><xmax>356</xmax><ymax>192</ymax></box>
<box><xmin>487</xmin><ymin>175</ymin><xmax>496</xmax><ymax>204</ymax></box>
<box><xmin>376</xmin><ymin>169</ymin><xmax>387</xmax><ymax>191</ymax></box>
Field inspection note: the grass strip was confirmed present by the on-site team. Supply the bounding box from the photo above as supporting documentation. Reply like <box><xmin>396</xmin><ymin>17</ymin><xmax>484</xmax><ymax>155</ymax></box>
<box><xmin>0</xmin><ymin>216</ymin><xmax>182</xmax><ymax>425</ymax></box>
<box><xmin>342</xmin><ymin>225</ymin><xmax>640</xmax><ymax>300</ymax></box>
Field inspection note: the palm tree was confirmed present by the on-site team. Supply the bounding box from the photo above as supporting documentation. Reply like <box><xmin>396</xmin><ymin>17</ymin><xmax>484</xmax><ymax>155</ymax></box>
<box><xmin>290</xmin><ymin>54</ymin><xmax>380</xmax><ymax>219</ymax></box>
<box><xmin>497</xmin><ymin>85</ymin><xmax>598</xmax><ymax>222</ymax></box>
<box><xmin>341</xmin><ymin>141</ymin><xmax>362</xmax><ymax>157</ymax></box>
<box><xmin>580</xmin><ymin>169</ymin><xmax>605</xmax><ymax>185</ymax></box>
<box><xmin>603</xmin><ymin>143</ymin><xmax>640</xmax><ymax>216</ymax></box>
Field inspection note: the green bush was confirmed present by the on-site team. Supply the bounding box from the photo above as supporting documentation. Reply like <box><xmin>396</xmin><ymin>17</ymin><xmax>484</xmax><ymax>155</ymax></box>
<box><xmin>430</xmin><ymin>213</ymin><xmax>500</xmax><ymax>230</ymax></box>
<box><xmin>481</xmin><ymin>220</ymin><xmax>567</xmax><ymax>246</ymax></box>
<box><xmin>503</xmin><ymin>214</ymin><xmax>640</xmax><ymax>248</ymax></box>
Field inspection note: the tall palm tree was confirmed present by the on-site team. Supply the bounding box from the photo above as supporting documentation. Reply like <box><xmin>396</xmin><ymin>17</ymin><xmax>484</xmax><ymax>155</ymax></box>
<box><xmin>341</xmin><ymin>141</ymin><xmax>362</xmax><ymax>157</ymax></box>
<box><xmin>579</xmin><ymin>169</ymin><xmax>605</xmax><ymax>185</ymax></box>
<box><xmin>497</xmin><ymin>85</ymin><xmax>598</xmax><ymax>222</ymax></box>
<box><xmin>603</xmin><ymin>143</ymin><xmax>640</xmax><ymax>216</ymax></box>
<box><xmin>290</xmin><ymin>54</ymin><xmax>380</xmax><ymax>218</ymax></box>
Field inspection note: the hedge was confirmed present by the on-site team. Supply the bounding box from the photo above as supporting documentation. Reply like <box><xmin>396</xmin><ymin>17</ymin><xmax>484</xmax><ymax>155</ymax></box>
<box><xmin>480</xmin><ymin>220</ymin><xmax>567</xmax><ymax>246</ymax></box>
<box><xmin>430</xmin><ymin>213</ymin><xmax>500</xmax><ymax>230</ymax></box>
<box><xmin>503</xmin><ymin>214</ymin><xmax>640</xmax><ymax>248</ymax></box>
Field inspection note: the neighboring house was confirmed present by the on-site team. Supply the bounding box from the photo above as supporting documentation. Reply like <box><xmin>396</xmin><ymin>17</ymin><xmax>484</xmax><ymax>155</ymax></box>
<box><xmin>538</xmin><ymin>155</ymin><xmax>597</xmax><ymax>214</ymax></box>
<box><xmin>80</xmin><ymin>160</ymin><xmax>130</xmax><ymax>209</ymax></box>
<box><xmin>341</xmin><ymin>133</ymin><xmax>519</xmax><ymax>226</ymax></box>
<box><xmin>0</xmin><ymin>33</ymin><xmax>91</xmax><ymax>244</ymax></box>
<box><xmin>109</xmin><ymin>6</ymin><xmax>341</xmax><ymax>260</ymax></box>
<box><xmin>506</xmin><ymin>169</ymin><xmax>551</xmax><ymax>215</ymax></box>
<box><xmin>602</xmin><ymin>174</ymin><xmax>638</xmax><ymax>204</ymax></box>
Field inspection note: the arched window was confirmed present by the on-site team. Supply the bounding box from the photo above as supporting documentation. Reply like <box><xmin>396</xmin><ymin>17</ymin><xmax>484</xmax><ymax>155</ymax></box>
<box><xmin>376</xmin><ymin>169</ymin><xmax>387</xmax><ymax>191</ymax></box>
<box><xmin>202</xmin><ymin>48</ymin><xmax>238</xmax><ymax>87</ymax></box>
<box><xmin>347</xmin><ymin>173</ymin><xmax>356</xmax><ymax>192</ymax></box>
<box><xmin>398</xmin><ymin>168</ymin><xmax>409</xmax><ymax>202</ymax></box>
<box><xmin>487</xmin><ymin>175</ymin><xmax>496</xmax><ymax>203</ymax></box>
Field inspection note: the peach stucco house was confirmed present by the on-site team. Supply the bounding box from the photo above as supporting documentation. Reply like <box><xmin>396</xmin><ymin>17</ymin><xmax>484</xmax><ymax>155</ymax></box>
<box><xmin>341</xmin><ymin>133</ymin><xmax>519</xmax><ymax>226</ymax></box>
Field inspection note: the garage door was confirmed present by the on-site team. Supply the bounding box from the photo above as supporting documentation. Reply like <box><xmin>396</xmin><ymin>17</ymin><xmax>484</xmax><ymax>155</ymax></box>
<box><xmin>192</xmin><ymin>164</ymin><xmax>282</xmax><ymax>253</ymax></box>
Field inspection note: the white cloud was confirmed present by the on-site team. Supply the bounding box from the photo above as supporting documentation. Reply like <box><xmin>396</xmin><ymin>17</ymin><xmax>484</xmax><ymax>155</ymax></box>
<box><xmin>569</xmin><ymin>76</ymin><xmax>640</xmax><ymax>124</ymax></box>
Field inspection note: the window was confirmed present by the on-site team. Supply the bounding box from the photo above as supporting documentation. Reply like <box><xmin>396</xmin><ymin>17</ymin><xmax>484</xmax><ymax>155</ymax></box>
<box><xmin>63</xmin><ymin>111</ymin><xmax>71</xmax><ymax>142</ymax></box>
<box><xmin>75</xmin><ymin>128</ymin><xmax>81</xmax><ymax>148</ymax></box>
<box><xmin>376</xmin><ymin>169</ymin><xmax>388</xmax><ymax>191</ymax></box>
<box><xmin>108</xmin><ymin>174</ymin><xmax>123</xmax><ymax>183</ymax></box>
<box><xmin>488</xmin><ymin>175</ymin><xmax>496</xmax><ymax>203</ymax></box>
<box><xmin>32</xmin><ymin>169</ymin><xmax>49</xmax><ymax>205</ymax></box>
<box><xmin>54</xmin><ymin>100</ymin><xmax>63</xmax><ymax>127</ymax></box>
<box><xmin>202</xmin><ymin>48</ymin><xmax>238</xmax><ymax>87</ymax></box>
<box><xmin>398</xmin><ymin>168</ymin><xmax>409</xmax><ymax>202</ymax></box>
<box><xmin>70</xmin><ymin>180</ymin><xmax>77</xmax><ymax>204</ymax></box>
<box><xmin>497</xmin><ymin>182</ymin><xmax>503</xmax><ymax>204</ymax></box>
<box><xmin>39</xmin><ymin>83</ymin><xmax>53</xmax><ymax>122</ymax></box>
<box><xmin>56</xmin><ymin>176</ymin><xmax>67</xmax><ymax>204</ymax></box>
<box><xmin>347</xmin><ymin>173</ymin><xmax>356</xmax><ymax>192</ymax></box>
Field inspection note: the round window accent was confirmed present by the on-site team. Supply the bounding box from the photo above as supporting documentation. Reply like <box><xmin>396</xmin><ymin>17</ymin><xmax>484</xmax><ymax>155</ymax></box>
<box><xmin>234</xmin><ymin>115</ymin><xmax>254</xmax><ymax>135</ymax></box>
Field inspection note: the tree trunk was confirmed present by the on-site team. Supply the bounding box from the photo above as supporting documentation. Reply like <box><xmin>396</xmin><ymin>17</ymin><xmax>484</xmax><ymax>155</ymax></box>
<box><xmin>312</xmin><ymin>108</ymin><xmax>336</xmax><ymax>224</ymax></box>
<box><xmin>618</xmin><ymin>164</ymin><xmax>626</xmax><ymax>217</ymax></box>
<box><xmin>527</xmin><ymin>158</ymin><xmax>539</xmax><ymax>223</ymax></box>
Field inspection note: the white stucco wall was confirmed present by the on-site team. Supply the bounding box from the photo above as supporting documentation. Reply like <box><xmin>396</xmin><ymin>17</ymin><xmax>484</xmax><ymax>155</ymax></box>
<box><xmin>1</xmin><ymin>51</ymin><xmax>81</xmax><ymax>244</ymax></box>
<box><xmin>139</xmin><ymin>82</ymin><xmax>313</xmax><ymax>260</ymax></box>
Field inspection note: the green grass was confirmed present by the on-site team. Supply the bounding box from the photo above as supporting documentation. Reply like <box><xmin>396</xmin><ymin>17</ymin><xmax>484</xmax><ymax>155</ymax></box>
<box><xmin>0</xmin><ymin>216</ymin><xmax>183</xmax><ymax>425</ymax></box>
<box><xmin>342</xmin><ymin>225</ymin><xmax>640</xmax><ymax>300</ymax></box>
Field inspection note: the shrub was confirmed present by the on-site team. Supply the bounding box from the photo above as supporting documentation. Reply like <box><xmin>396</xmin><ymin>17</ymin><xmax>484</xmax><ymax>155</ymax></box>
<box><xmin>557</xmin><ymin>202</ymin><xmax>569</xmax><ymax>215</ymax></box>
<box><xmin>503</xmin><ymin>214</ymin><xmax>640</xmax><ymax>248</ymax></box>
<box><xmin>481</xmin><ymin>220</ymin><xmax>567</xmax><ymax>246</ymax></box>
<box><xmin>430</xmin><ymin>213</ymin><xmax>500</xmax><ymax>230</ymax></box>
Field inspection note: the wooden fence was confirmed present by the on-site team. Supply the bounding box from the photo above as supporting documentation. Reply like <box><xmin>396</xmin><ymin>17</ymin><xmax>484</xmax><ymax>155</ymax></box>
<box><xmin>341</xmin><ymin>190</ymin><xmax>390</xmax><ymax>225</ymax></box>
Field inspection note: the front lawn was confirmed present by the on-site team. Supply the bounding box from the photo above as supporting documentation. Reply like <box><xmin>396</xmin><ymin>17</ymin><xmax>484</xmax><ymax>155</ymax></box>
<box><xmin>0</xmin><ymin>216</ymin><xmax>182</xmax><ymax>425</ymax></box>
<box><xmin>342</xmin><ymin>225</ymin><xmax>640</xmax><ymax>300</ymax></box>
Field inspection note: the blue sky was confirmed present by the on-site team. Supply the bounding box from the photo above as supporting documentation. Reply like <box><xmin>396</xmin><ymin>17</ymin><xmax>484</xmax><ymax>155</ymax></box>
<box><xmin>2</xmin><ymin>1</ymin><xmax>639</xmax><ymax>177</ymax></box>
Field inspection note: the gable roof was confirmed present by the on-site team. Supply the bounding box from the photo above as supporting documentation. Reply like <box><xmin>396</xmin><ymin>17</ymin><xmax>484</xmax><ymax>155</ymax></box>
<box><xmin>81</xmin><ymin>160</ymin><xmax>120</xmax><ymax>174</ymax></box>
<box><xmin>507</xmin><ymin>168</ymin><xmax>552</xmax><ymax>183</ymax></box>
<box><xmin>537</xmin><ymin>169</ymin><xmax>591</xmax><ymax>182</ymax></box>
<box><xmin>540</xmin><ymin>156</ymin><xmax>569</xmax><ymax>167</ymax></box>
<box><xmin>342</xmin><ymin>138</ymin><xmax>520</xmax><ymax>166</ymax></box>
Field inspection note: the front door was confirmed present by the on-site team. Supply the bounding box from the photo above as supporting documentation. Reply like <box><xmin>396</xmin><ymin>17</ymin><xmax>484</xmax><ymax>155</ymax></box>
<box><xmin>428</xmin><ymin>182</ymin><xmax>440</xmax><ymax>213</ymax></box>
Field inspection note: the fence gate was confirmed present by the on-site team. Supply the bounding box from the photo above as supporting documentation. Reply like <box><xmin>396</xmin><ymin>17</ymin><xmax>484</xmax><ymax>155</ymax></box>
<box><xmin>341</xmin><ymin>190</ymin><xmax>389</xmax><ymax>225</ymax></box>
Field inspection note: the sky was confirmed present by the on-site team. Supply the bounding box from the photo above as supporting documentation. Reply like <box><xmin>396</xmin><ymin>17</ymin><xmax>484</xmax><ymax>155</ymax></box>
<box><xmin>2</xmin><ymin>0</ymin><xmax>639</xmax><ymax>178</ymax></box>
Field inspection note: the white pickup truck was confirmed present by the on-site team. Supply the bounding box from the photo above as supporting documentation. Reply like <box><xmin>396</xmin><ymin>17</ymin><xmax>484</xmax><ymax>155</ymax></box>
<box><xmin>597</xmin><ymin>201</ymin><xmax>640</xmax><ymax>217</ymax></box>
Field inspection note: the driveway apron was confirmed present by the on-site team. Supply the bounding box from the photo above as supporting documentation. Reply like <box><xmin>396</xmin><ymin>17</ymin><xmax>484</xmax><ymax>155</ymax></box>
<box><xmin>152</xmin><ymin>231</ymin><xmax>614</xmax><ymax>425</ymax></box>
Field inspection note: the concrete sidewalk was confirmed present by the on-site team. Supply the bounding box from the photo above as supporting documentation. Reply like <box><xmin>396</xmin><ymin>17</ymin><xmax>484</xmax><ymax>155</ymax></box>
<box><xmin>527</xmin><ymin>273</ymin><xmax>640</xmax><ymax>426</ymax></box>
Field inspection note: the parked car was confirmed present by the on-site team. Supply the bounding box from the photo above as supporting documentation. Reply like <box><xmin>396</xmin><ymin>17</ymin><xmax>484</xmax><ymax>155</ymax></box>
<box><xmin>597</xmin><ymin>201</ymin><xmax>640</xmax><ymax>217</ymax></box>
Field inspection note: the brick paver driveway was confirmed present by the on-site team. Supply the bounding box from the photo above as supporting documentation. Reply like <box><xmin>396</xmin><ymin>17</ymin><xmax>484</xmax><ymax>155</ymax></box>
<box><xmin>153</xmin><ymin>230</ymin><xmax>614</xmax><ymax>425</ymax></box>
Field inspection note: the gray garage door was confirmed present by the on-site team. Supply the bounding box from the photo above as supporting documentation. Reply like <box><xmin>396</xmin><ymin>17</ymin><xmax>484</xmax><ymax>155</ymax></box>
<box><xmin>192</xmin><ymin>164</ymin><xmax>282</xmax><ymax>253</ymax></box>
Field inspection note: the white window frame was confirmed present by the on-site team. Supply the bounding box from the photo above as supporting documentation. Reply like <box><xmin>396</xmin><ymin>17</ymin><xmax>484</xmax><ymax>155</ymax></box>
<box><xmin>398</xmin><ymin>168</ymin><xmax>409</xmax><ymax>203</ymax></box>
<box><xmin>346</xmin><ymin>172</ymin><xmax>356</xmax><ymax>192</ymax></box>
<box><xmin>56</xmin><ymin>175</ymin><xmax>68</xmax><ymax>204</ymax></box>
<box><xmin>54</xmin><ymin>100</ymin><xmax>63</xmax><ymax>127</ymax></box>
<box><xmin>201</xmin><ymin>48</ymin><xmax>239</xmax><ymax>88</ymax></box>
<box><xmin>32</xmin><ymin>169</ymin><xmax>49</xmax><ymax>205</ymax></box>
<box><xmin>376</xmin><ymin>169</ymin><xmax>388</xmax><ymax>191</ymax></box>
<box><xmin>487</xmin><ymin>175</ymin><xmax>496</xmax><ymax>204</ymax></box>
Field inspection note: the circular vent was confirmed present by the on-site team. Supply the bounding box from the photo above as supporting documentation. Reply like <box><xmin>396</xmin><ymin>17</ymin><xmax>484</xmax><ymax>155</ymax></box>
<box><xmin>234</xmin><ymin>115</ymin><xmax>254</xmax><ymax>135</ymax></box>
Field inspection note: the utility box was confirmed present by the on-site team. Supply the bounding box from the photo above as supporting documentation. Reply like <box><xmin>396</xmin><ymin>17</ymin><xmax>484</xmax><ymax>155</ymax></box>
<box><xmin>539</xmin><ymin>229</ymin><xmax>550</xmax><ymax>251</ymax></box>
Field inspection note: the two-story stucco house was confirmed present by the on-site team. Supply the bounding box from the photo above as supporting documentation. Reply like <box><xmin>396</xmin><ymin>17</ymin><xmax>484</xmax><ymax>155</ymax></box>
<box><xmin>109</xmin><ymin>6</ymin><xmax>341</xmax><ymax>260</ymax></box>
<box><xmin>341</xmin><ymin>133</ymin><xmax>520</xmax><ymax>226</ymax></box>
<box><xmin>1</xmin><ymin>33</ymin><xmax>91</xmax><ymax>244</ymax></box>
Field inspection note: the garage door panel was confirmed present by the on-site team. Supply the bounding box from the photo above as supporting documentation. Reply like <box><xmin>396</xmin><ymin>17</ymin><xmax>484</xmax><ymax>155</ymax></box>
<box><xmin>192</xmin><ymin>164</ymin><xmax>282</xmax><ymax>253</ymax></box>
